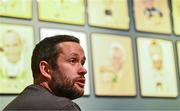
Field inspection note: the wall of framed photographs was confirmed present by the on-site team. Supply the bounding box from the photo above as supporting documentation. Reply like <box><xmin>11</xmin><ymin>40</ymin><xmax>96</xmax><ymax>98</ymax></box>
<box><xmin>0</xmin><ymin>0</ymin><xmax>180</xmax><ymax>110</ymax></box>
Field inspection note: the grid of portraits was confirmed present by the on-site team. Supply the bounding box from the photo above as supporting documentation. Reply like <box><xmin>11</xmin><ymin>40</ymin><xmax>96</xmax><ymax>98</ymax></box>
<box><xmin>0</xmin><ymin>0</ymin><xmax>180</xmax><ymax>99</ymax></box>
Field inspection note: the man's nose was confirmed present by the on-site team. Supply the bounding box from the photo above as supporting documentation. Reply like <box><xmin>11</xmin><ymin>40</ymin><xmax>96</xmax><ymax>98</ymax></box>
<box><xmin>78</xmin><ymin>66</ymin><xmax>87</xmax><ymax>76</ymax></box>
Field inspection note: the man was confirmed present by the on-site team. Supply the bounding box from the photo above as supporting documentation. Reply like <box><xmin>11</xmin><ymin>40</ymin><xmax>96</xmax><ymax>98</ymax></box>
<box><xmin>3</xmin><ymin>35</ymin><xmax>87</xmax><ymax>111</ymax></box>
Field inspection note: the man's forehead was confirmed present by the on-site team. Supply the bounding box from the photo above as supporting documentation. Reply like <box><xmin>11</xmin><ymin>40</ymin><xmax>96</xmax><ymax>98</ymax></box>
<box><xmin>58</xmin><ymin>42</ymin><xmax>84</xmax><ymax>53</ymax></box>
<box><xmin>58</xmin><ymin>41</ymin><xmax>80</xmax><ymax>47</ymax></box>
<box><xmin>59</xmin><ymin>46</ymin><xmax>86</xmax><ymax>60</ymax></box>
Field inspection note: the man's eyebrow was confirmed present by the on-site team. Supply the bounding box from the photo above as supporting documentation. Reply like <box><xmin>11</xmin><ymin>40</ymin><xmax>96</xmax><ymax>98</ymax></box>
<box><xmin>68</xmin><ymin>53</ymin><xmax>86</xmax><ymax>60</ymax></box>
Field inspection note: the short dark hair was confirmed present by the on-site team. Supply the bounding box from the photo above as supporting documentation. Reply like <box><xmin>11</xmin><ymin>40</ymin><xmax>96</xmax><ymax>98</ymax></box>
<box><xmin>31</xmin><ymin>35</ymin><xmax>80</xmax><ymax>78</ymax></box>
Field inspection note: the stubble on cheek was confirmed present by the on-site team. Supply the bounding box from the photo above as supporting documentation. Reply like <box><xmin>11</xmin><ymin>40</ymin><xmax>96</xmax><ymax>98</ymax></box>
<box><xmin>50</xmin><ymin>72</ymin><xmax>84</xmax><ymax>99</ymax></box>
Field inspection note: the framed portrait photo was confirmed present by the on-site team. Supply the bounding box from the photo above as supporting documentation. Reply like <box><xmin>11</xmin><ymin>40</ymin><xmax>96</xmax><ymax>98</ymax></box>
<box><xmin>0</xmin><ymin>23</ymin><xmax>34</xmax><ymax>94</ymax></box>
<box><xmin>40</xmin><ymin>28</ymin><xmax>90</xmax><ymax>95</ymax></box>
<box><xmin>91</xmin><ymin>33</ymin><xmax>136</xmax><ymax>96</ymax></box>
<box><xmin>172</xmin><ymin>0</ymin><xmax>180</xmax><ymax>35</ymax></box>
<box><xmin>137</xmin><ymin>37</ymin><xmax>178</xmax><ymax>97</ymax></box>
<box><xmin>87</xmin><ymin>0</ymin><xmax>129</xmax><ymax>30</ymax></box>
<box><xmin>38</xmin><ymin>0</ymin><xmax>85</xmax><ymax>25</ymax></box>
<box><xmin>0</xmin><ymin>0</ymin><xmax>32</xmax><ymax>19</ymax></box>
<box><xmin>133</xmin><ymin>0</ymin><xmax>171</xmax><ymax>34</ymax></box>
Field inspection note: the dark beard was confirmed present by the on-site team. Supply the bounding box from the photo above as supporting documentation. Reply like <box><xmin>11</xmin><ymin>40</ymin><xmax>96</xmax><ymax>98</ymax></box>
<box><xmin>49</xmin><ymin>72</ymin><xmax>84</xmax><ymax>100</ymax></box>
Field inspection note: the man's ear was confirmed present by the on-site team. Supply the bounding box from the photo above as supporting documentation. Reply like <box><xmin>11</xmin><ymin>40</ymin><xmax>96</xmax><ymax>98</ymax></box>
<box><xmin>39</xmin><ymin>61</ymin><xmax>52</xmax><ymax>80</ymax></box>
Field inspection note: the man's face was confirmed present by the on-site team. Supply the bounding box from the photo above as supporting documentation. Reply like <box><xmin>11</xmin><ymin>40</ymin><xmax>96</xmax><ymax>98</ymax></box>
<box><xmin>49</xmin><ymin>42</ymin><xmax>87</xmax><ymax>99</ymax></box>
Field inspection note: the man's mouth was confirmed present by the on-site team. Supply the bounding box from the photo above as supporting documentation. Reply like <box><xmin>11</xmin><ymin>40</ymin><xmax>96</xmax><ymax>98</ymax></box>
<box><xmin>76</xmin><ymin>78</ymin><xmax>85</xmax><ymax>88</ymax></box>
